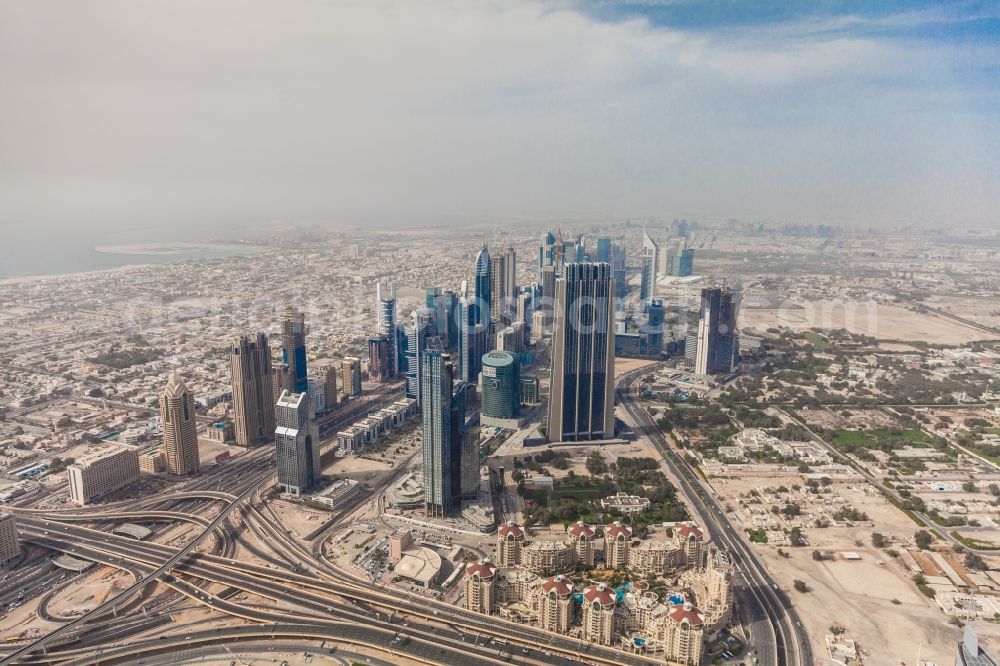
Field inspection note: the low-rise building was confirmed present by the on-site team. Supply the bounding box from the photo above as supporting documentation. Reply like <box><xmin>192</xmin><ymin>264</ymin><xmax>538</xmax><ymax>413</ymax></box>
<box><xmin>600</xmin><ymin>492</ymin><xmax>651</xmax><ymax>514</ymax></box>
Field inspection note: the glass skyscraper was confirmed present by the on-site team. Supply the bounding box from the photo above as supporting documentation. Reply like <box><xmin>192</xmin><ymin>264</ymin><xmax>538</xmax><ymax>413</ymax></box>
<box><xmin>280</xmin><ymin>308</ymin><xmax>308</xmax><ymax>393</ymax></box>
<box><xmin>473</xmin><ymin>243</ymin><xmax>491</xmax><ymax>325</ymax></box>
<box><xmin>421</xmin><ymin>349</ymin><xmax>465</xmax><ymax>517</ymax></box>
<box><xmin>547</xmin><ymin>263</ymin><xmax>616</xmax><ymax>442</ymax></box>
<box><xmin>376</xmin><ymin>283</ymin><xmax>397</xmax><ymax>377</ymax></box>
<box><xmin>480</xmin><ymin>350</ymin><xmax>520</xmax><ymax>421</ymax></box>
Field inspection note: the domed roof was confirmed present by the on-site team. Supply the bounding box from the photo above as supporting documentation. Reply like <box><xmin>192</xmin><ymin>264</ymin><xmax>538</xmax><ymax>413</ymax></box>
<box><xmin>568</xmin><ymin>521</ymin><xmax>595</xmax><ymax>538</ymax></box>
<box><xmin>605</xmin><ymin>521</ymin><xmax>632</xmax><ymax>540</ymax></box>
<box><xmin>669</xmin><ymin>602</ymin><xmax>704</xmax><ymax>626</ymax></box>
<box><xmin>582</xmin><ymin>583</ymin><xmax>616</xmax><ymax>607</ymax></box>
<box><xmin>676</xmin><ymin>523</ymin><xmax>704</xmax><ymax>539</ymax></box>
<box><xmin>541</xmin><ymin>575</ymin><xmax>573</xmax><ymax>597</ymax></box>
<box><xmin>498</xmin><ymin>521</ymin><xmax>524</xmax><ymax>538</ymax></box>
<box><xmin>466</xmin><ymin>558</ymin><xmax>498</xmax><ymax>580</ymax></box>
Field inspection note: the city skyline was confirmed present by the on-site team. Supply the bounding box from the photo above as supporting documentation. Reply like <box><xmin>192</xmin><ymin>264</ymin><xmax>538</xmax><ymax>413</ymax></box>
<box><xmin>1</xmin><ymin>2</ymin><xmax>998</xmax><ymax>664</ymax></box>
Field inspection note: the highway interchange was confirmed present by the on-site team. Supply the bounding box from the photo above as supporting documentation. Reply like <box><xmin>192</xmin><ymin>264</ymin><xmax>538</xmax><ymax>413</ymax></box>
<box><xmin>0</xmin><ymin>376</ymin><xmax>812</xmax><ymax>666</ymax></box>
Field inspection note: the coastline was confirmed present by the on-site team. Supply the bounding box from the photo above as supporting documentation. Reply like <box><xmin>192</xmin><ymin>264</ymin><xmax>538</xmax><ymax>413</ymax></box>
<box><xmin>0</xmin><ymin>243</ymin><xmax>273</xmax><ymax>286</ymax></box>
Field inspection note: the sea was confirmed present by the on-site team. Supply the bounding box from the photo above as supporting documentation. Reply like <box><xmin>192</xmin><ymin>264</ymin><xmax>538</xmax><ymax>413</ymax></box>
<box><xmin>0</xmin><ymin>220</ymin><xmax>272</xmax><ymax>279</ymax></box>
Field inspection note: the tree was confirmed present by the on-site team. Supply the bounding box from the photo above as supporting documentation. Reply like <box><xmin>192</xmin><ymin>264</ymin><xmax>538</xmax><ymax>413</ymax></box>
<box><xmin>585</xmin><ymin>452</ymin><xmax>608</xmax><ymax>475</ymax></box>
<box><xmin>793</xmin><ymin>579</ymin><xmax>809</xmax><ymax>593</ymax></box>
<box><xmin>87</xmin><ymin>388</ymin><xmax>104</xmax><ymax>398</ymax></box>
<box><xmin>871</xmin><ymin>532</ymin><xmax>887</xmax><ymax>548</ymax></box>
<box><xmin>811</xmin><ymin>550</ymin><xmax>825</xmax><ymax>561</ymax></box>
<box><xmin>963</xmin><ymin>481</ymin><xmax>978</xmax><ymax>493</ymax></box>
<box><xmin>914</xmin><ymin>530</ymin><xmax>933</xmax><ymax>550</ymax></box>
<box><xmin>965</xmin><ymin>552</ymin><xmax>987</xmax><ymax>571</ymax></box>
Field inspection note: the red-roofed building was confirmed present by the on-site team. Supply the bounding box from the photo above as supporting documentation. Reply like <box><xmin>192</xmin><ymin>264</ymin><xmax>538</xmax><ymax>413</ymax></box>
<box><xmin>539</xmin><ymin>575</ymin><xmax>574</xmax><ymax>633</ymax></box>
<box><xmin>567</xmin><ymin>521</ymin><xmax>596</xmax><ymax>568</ymax></box>
<box><xmin>496</xmin><ymin>521</ymin><xmax>525</xmax><ymax>567</ymax></box>
<box><xmin>582</xmin><ymin>582</ymin><xmax>617</xmax><ymax>645</ymax></box>
<box><xmin>464</xmin><ymin>558</ymin><xmax>498</xmax><ymax>614</ymax></box>
<box><xmin>605</xmin><ymin>521</ymin><xmax>633</xmax><ymax>569</ymax></box>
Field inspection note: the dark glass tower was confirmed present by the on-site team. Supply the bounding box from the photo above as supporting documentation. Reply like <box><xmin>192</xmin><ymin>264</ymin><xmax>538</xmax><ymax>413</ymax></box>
<box><xmin>281</xmin><ymin>308</ymin><xmax>308</xmax><ymax>393</ymax></box>
<box><xmin>547</xmin><ymin>263</ymin><xmax>616</xmax><ymax>442</ymax></box>
<box><xmin>473</xmin><ymin>243</ymin><xmax>491</xmax><ymax>326</ymax></box>
<box><xmin>421</xmin><ymin>349</ymin><xmax>462</xmax><ymax>517</ymax></box>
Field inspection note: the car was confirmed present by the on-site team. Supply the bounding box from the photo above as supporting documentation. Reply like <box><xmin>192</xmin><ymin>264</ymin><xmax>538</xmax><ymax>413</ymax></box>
<box><xmin>185</xmin><ymin>636</ymin><xmax>192</xmax><ymax>641</ymax></box>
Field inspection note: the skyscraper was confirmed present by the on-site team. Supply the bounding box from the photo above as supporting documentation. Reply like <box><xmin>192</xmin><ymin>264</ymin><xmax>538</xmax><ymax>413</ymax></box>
<box><xmin>421</xmin><ymin>349</ymin><xmax>464</xmax><ymax>517</ymax></box>
<box><xmin>274</xmin><ymin>390</ymin><xmax>321</xmax><ymax>496</ymax></box>
<box><xmin>540</xmin><ymin>229</ymin><xmax>556</xmax><ymax>274</ymax></box>
<box><xmin>694</xmin><ymin>287</ymin><xmax>739</xmax><ymax>375</ymax></box>
<box><xmin>473</xmin><ymin>243</ymin><xmax>491</xmax><ymax>325</ymax></box>
<box><xmin>596</xmin><ymin>237</ymin><xmax>612</xmax><ymax>263</ymax></box>
<box><xmin>376</xmin><ymin>283</ymin><xmax>397</xmax><ymax>377</ymax></box>
<box><xmin>342</xmin><ymin>356</ymin><xmax>362</xmax><ymax>396</ymax></box>
<box><xmin>540</xmin><ymin>265</ymin><xmax>556</xmax><ymax>330</ymax></box>
<box><xmin>480</xmin><ymin>350</ymin><xmax>520</xmax><ymax>424</ymax></box>
<box><xmin>490</xmin><ymin>251</ymin><xmax>512</xmax><ymax>322</ymax></box>
<box><xmin>677</xmin><ymin>248</ymin><xmax>695</xmax><ymax>277</ymax></box>
<box><xmin>459</xmin><ymin>297</ymin><xmax>488</xmax><ymax>384</ymax></box>
<box><xmin>230</xmin><ymin>332</ymin><xmax>275</xmax><ymax>447</ymax></box>
<box><xmin>368</xmin><ymin>335</ymin><xmax>391</xmax><ymax>383</ymax></box>
<box><xmin>405</xmin><ymin>308</ymin><xmax>436</xmax><ymax>404</ymax></box>
<box><xmin>611</xmin><ymin>244</ymin><xmax>628</xmax><ymax>299</ymax></box>
<box><xmin>280</xmin><ymin>308</ymin><xmax>308</xmax><ymax>393</ymax></box>
<box><xmin>160</xmin><ymin>371</ymin><xmax>200</xmax><ymax>475</ymax></box>
<box><xmin>547</xmin><ymin>263</ymin><xmax>616</xmax><ymax>443</ymax></box>
<box><xmin>640</xmin><ymin>298</ymin><xmax>665</xmax><ymax>355</ymax></box>
<box><xmin>323</xmin><ymin>364</ymin><xmax>338</xmax><ymax>409</ymax></box>
<box><xmin>639</xmin><ymin>231</ymin><xmax>659</xmax><ymax>304</ymax></box>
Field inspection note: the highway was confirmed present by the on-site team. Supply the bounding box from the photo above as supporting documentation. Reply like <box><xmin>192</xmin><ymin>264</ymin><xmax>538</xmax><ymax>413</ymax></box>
<box><xmin>616</xmin><ymin>368</ymin><xmax>812</xmax><ymax>666</ymax></box>
<box><xmin>6</xmin><ymin>457</ymin><xmax>663</xmax><ymax>666</ymax></box>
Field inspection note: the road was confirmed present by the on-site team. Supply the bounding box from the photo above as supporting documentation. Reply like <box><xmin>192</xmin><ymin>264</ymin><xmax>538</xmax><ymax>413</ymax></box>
<box><xmin>616</xmin><ymin>367</ymin><xmax>812</xmax><ymax>666</ymax></box>
<box><xmin>5</xmin><ymin>449</ymin><xmax>662</xmax><ymax>666</ymax></box>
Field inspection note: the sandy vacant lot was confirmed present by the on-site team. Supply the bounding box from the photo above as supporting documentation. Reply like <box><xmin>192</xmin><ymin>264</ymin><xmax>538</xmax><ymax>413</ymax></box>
<box><xmin>713</xmin><ymin>475</ymin><xmax>966</xmax><ymax>663</ymax></box>
<box><xmin>741</xmin><ymin>301</ymin><xmax>994</xmax><ymax>344</ymax></box>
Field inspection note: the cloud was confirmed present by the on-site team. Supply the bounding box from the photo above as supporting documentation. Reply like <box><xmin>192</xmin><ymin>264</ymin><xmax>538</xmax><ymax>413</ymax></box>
<box><xmin>0</xmin><ymin>0</ymin><xmax>997</xmax><ymax>228</ymax></box>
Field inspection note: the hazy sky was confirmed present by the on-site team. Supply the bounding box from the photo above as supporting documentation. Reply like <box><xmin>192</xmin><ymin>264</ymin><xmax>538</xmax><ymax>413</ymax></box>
<box><xmin>1</xmin><ymin>0</ymin><xmax>998</xmax><ymax>229</ymax></box>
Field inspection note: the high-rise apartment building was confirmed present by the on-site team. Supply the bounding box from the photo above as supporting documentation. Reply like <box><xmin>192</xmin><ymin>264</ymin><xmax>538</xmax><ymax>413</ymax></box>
<box><xmin>376</xmin><ymin>283</ymin><xmax>398</xmax><ymax>377</ymax></box>
<box><xmin>368</xmin><ymin>335</ymin><xmax>391</xmax><ymax>383</ymax></box>
<box><xmin>160</xmin><ymin>371</ymin><xmax>200</xmax><ymax>475</ymax></box>
<box><xmin>274</xmin><ymin>390</ymin><xmax>321</xmax><ymax>496</ymax></box>
<box><xmin>547</xmin><ymin>263</ymin><xmax>616</xmax><ymax>443</ymax></box>
<box><xmin>323</xmin><ymin>364</ymin><xmax>338</xmax><ymax>409</ymax></box>
<box><xmin>639</xmin><ymin>231</ymin><xmax>659</xmax><ymax>304</ymax></box>
<box><xmin>280</xmin><ymin>308</ymin><xmax>308</xmax><ymax>393</ymax></box>
<box><xmin>67</xmin><ymin>445</ymin><xmax>140</xmax><ymax>505</ymax></box>
<box><xmin>0</xmin><ymin>513</ymin><xmax>19</xmax><ymax>564</ymax></box>
<box><xmin>694</xmin><ymin>287</ymin><xmax>739</xmax><ymax>375</ymax></box>
<box><xmin>230</xmin><ymin>332</ymin><xmax>275</xmax><ymax>447</ymax></box>
<box><xmin>342</xmin><ymin>356</ymin><xmax>362</xmax><ymax>397</ymax></box>
<box><xmin>489</xmin><ymin>248</ymin><xmax>517</xmax><ymax>322</ymax></box>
